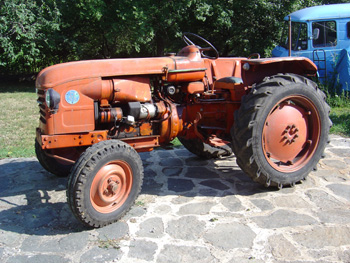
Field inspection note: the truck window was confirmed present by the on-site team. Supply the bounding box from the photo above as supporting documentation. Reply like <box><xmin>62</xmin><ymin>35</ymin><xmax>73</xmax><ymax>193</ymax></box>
<box><xmin>312</xmin><ymin>21</ymin><xmax>337</xmax><ymax>47</ymax></box>
<box><xmin>347</xmin><ymin>22</ymin><xmax>350</xmax><ymax>38</ymax></box>
<box><xmin>280</xmin><ymin>22</ymin><xmax>308</xmax><ymax>51</ymax></box>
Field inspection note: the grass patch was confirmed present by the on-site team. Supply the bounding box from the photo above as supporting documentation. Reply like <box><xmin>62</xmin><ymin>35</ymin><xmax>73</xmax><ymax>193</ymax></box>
<box><xmin>329</xmin><ymin>107</ymin><xmax>350</xmax><ymax>137</ymax></box>
<box><xmin>135</xmin><ymin>200</ymin><xmax>145</xmax><ymax>207</ymax></box>
<box><xmin>0</xmin><ymin>82</ymin><xmax>37</xmax><ymax>159</ymax></box>
<box><xmin>96</xmin><ymin>236</ymin><xmax>121</xmax><ymax>250</ymax></box>
<box><xmin>321</xmin><ymin>83</ymin><xmax>350</xmax><ymax>137</ymax></box>
<box><xmin>170</xmin><ymin>137</ymin><xmax>182</xmax><ymax>147</ymax></box>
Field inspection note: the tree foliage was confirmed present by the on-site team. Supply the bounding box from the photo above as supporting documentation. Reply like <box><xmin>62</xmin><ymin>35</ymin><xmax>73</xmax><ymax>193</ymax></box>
<box><xmin>0</xmin><ymin>0</ymin><xmax>60</xmax><ymax>73</ymax></box>
<box><xmin>0</xmin><ymin>0</ymin><xmax>348</xmax><ymax>75</ymax></box>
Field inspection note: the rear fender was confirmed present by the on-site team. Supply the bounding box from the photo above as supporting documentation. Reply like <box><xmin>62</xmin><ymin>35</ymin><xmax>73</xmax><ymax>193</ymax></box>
<box><xmin>241</xmin><ymin>57</ymin><xmax>317</xmax><ymax>86</ymax></box>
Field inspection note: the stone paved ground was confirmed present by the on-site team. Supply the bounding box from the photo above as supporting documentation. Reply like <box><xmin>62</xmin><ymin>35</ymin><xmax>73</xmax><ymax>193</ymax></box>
<box><xmin>0</xmin><ymin>135</ymin><xmax>350</xmax><ymax>263</ymax></box>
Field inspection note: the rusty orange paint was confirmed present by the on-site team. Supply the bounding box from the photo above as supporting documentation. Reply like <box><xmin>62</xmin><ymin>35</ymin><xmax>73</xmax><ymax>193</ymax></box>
<box><xmin>99</xmin><ymin>107</ymin><xmax>123</xmax><ymax>123</ymax></box>
<box><xmin>121</xmin><ymin>136</ymin><xmax>160</xmax><ymax>152</ymax></box>
<box><xmin>90</xmin><ymin>159</ymin><xmax>133</xmax><ymax>213</ymax></box>
<box><xmin>184</xmin><ymin>81</ymin><xmax>205</xmax><ymax>94</ymax></box>
<box><xmin>38</xmin><ymin>129</ymin><xmax>108</xmax><ymax>149</ymax></box>
<box><xmin>112</xmin><ymin>77</ymin><xmax>152</xmax><ymax>103</ymax></box>
<box><xmin>159</xmin><ymin>101</ymin><xmax>183</xmax><ymax>144</ymax></box>
<box><xmin>36</xmin><ymin>41</ymin><xmax>318</xmax><ymax>164</ymax></box>
<box><xmin>179</xmin><ymin>102</ymin><xmax>240</xmax><ymax>140</ymax></box>
<box><xmin>139</xmin><ymin>123</ymin><xmax>153</xmax><ymax>136</ymax></box>
<box><xmin>262</xmin><ymin>95</ymin><xmax>321</xmax><ymax>172</ymax></box>
<box><xmin>241</xmin><ymin>57</ymin><xmax>318</xmax><ymax>86</ymax></box>
<box><xmin>214</xmin><ymin>82</ymin><xmax>248</xmax><ymax>101</ymax></box>
<box><xmin>36</xmin><ymin>57</ymin><xmax>174</xmax><ymax>89</ymax></box>
<box><xmin>203</xmin><ymin>58</ymin><xmax>245</xmax><ymax>88</ymax></box>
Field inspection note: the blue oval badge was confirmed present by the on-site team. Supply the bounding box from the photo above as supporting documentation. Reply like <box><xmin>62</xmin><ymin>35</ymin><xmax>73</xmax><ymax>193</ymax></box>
<box><xmin>65</xmin><ymin>90</ymin><xmax>80</xmax><ymax>105</ymax></box>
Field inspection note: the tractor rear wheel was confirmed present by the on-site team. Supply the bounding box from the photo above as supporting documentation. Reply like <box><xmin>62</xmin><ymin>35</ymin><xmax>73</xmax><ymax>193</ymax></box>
<box><xmin>231</xmin><ymin>74</ymin><xmax>331</xmax><ymax>188</ymax></box>
<box><xmin>67</xmin><ymin>140</ymin><xmax>143</xmax><ymax>228</ymax></box>
<box><xmin>178</xmin><ymin>137</ymin><xmax>232</xmax><ymax>159</ymax></box>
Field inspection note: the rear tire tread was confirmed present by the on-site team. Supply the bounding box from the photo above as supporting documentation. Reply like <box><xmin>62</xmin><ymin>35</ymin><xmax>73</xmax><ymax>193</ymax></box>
<box><xmin>231</xmin><ymin>73</ymin><xmax>330</xmax><ymax>188</ymax></box>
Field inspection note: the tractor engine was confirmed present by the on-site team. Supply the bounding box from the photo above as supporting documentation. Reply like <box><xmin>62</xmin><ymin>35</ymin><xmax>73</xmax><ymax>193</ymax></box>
<box><xmin>36</xmin><ymin>74</ymin><xmax>184</xmax><ymax>152</ymax></box>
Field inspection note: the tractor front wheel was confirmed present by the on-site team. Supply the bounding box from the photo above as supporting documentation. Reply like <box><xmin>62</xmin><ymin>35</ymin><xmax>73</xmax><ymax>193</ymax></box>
<box><xmin>67</xmin><ymin>140</ymin><xmax>143</xmax><ymax>228</ymax></box>
<box><xmin>35</xmin><ymin>140</ymin><xmax>78</xmax><ymax>177</ymax></box>
<box><xmin>231</xmin><ymin>74</ymin><xmax>331</xmax><ymax>188</ymax></box>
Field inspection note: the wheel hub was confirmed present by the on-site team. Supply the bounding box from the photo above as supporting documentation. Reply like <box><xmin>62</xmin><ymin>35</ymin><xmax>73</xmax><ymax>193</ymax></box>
<box><xmin>106</xmin><ymin>179</ymin><xmax>119</xmax><ymax>194</ymax></box>
<box><xmin>282</xmin><ymin>124</ymin><xmax>299</xmax><ymax>144</ymax></box>
<box><xmin>90</xmin><ymin>161</ymin><xmax>132</xmax><ymax>213</ymax></box>
<box><xmin>262</xmin><ymin>95</ymin><xmax>321</xmax><ymax>173</ymax></box>
<box><xmin>264</xmin><ymin>101</ymin><xmax>308</xmax><ymax>163</ymax></box>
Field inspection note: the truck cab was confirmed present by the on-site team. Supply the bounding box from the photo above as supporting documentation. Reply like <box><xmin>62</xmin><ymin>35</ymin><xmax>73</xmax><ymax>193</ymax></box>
<box><xmin>272</xmin><ymin>3</ymin><xmax>350</xmax><ymax>85</ymax></box>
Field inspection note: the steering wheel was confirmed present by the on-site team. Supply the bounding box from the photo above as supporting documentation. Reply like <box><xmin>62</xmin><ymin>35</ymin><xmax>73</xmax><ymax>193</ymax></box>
<box><xmin>183</xmin><ymin>32</ymin><xmax>219</xmax><ymax>59</ymax></box>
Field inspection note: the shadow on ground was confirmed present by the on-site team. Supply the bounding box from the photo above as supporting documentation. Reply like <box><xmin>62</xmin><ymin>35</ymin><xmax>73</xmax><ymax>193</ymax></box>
<box><xmin>0</xmin><ymin>149</ymin><xmax>273</xmax><ymax>236</ymax></box>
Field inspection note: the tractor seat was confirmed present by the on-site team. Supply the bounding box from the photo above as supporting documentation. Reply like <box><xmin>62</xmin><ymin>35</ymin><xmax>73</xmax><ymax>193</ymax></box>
<box><xmin>215</xmin><ymin>77</ymin><xmax>243</xmax><ymax>89</ymax></box>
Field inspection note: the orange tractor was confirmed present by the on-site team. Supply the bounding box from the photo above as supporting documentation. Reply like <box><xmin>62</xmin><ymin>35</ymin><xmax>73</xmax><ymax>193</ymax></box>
<box><xmin>35</xmin><ymin>33</ymin><xmax>331</xmax><ymax>227</ymax></box>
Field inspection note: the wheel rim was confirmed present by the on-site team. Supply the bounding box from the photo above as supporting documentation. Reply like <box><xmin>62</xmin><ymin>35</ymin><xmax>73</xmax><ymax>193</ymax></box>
<box><xmin>262</xmin><ymin>95</ymin><xmax>321</xmax><ymax>172</ymax></box>
<box><xmin>90</xmin><ymin>160</ymin><xmax>133</xmax><ymax>213</ymax></box>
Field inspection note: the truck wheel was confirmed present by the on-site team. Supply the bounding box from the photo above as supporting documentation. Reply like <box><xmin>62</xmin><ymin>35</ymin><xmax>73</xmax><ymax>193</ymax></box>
<box><xmin>35</xmin><ymin>140</ymin><xmax>73</xmax><ymax>177</ymax></box>
<box><xmin>178</xmin><ymin>137</ymin><xmax>232</xmax><ymax>159</ymax></box>
<box><xmin>231</xmin><ymin>74</ymin><xmax>331</xmax><ymax>188</ymax></box>
<box><xmin>67</xmin><ymin>140</ymin><xmax>143</xmax><ymax>228</ymax></box>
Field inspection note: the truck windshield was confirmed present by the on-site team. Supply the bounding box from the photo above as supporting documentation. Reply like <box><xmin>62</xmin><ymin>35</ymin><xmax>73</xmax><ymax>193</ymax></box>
<box><xmin>280</xmin><ymin>21</ymin><xmax>308</xmax><ymax>51</ymax></box>
<box><xmin>312</xmin><ymin>21</ymin><xmax>337</xmax><ymax>47</ymax></box>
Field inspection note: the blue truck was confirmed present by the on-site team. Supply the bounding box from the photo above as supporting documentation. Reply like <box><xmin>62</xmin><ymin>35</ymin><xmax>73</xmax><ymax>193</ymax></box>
<box><xmin>272</xmin><ymin>3</ymin><xmax>350</xmax><ymax>91</ymax></box>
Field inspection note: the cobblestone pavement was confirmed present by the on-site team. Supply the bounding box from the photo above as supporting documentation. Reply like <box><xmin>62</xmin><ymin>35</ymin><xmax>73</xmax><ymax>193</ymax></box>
<box><xmin>0</xmin><ymin>135</ymin><xmax>350</xmax><ymax>263</ymax></box>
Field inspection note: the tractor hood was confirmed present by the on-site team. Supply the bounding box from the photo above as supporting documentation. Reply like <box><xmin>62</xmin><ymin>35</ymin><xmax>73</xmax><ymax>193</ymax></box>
<box><xmin>36</xmin><ymin>50</ymin><xmax>206</xmax><ymax>89</ymax></box>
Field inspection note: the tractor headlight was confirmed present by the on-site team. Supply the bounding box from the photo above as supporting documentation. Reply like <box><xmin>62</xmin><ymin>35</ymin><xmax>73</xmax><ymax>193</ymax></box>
<box><xmin>45</xmin><ymin>90</ymin><xmax>51</xmax><ymax>107</ymax></box>
<box><xmin>45</xmin><ymin>89</ymin><xmax>60</xmax><ymax>112</ymax></box>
